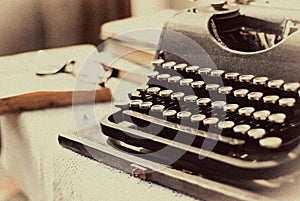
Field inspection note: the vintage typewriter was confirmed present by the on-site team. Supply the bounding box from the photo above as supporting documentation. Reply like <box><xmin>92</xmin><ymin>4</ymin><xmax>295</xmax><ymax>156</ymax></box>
<box><xmin>60</xmin><ymin>1</ymin><xmax>300</xmax><ymax>200</ymax></box>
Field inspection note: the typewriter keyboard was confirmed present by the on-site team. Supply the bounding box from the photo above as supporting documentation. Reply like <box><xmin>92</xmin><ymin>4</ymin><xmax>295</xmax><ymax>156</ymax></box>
<box><xmin>100</xmin><ymin>58</ymin><xmax>300</xmax><ymax>179</ymax></box>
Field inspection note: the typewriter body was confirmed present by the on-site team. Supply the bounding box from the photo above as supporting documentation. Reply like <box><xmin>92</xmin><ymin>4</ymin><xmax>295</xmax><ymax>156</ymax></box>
<box><xmin>60</xmin><ymin>1</ymin><xmax>300</xmax><ymax>200</ymax></box>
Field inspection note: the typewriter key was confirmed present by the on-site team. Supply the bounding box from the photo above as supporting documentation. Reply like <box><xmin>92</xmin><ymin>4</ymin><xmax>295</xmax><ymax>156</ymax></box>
<box><xmin>268</xmin><ymin>80</ymin><xmax>285</xmax><ymax>89</ymax></box>
<box><xmin>157</xmin><ymin>74</ymin><xmax>171</xmax><ymax>82</ymax></box>
<box><xmin>251</xmin><ymin>77</ymin><xmax>269</xmax><ymax>92</ymax></box>
<box><xmin>162</xmin><ymin>61</ymin><xmax>176</xmax><ymax>69</ymax></box>
<box><xmin>191</xmin><ymin>114</ymin><xmax>206</xmax><ymax>129</ymax></box>
<box><xmin>163</xmin><ymin>109</ymin><xmax>178</xmax><ymax>123</ymax></box>
<box><xmin>224</xmin><ymin>72</ymin><xmax>240</xmax><ymax>87</ymax></box>
<box><xmin>218</xmin><ymin>121</ymin><xmax>235</xmax><ymax>129</ymax></box>
<box><xmin>219</xmin><ymin>86</ymin><xmax>233</xmax><ymax>95</ymax></box>
<box><xmin>129</xmin><ymin>91</ymin><xmax>141</xmax><ymax>100</ymax></box>
<box><xmin>203</xmin><ymin>117</ymin><xmax>219</xmax><ymax>125</ymax></box>
<box><xmin>247</xmin><ymin>92</ymin><xmax>264</xmax><ymax>109</ymax></box>
<box><xmin>198</xmin><ymin>68</ymin><xmax>212</xmax><ymax>82</ymax></box>
<box><xmin>180</xmin><ymin>78</ymin><xmax>194</xmax><ymax>86</ymax></box>
<box><xmin>238</xmin><ymin>107</ymin><xmax>255</xmax><ymax>116</ymax></box>
<box><xmin>186</xmin><ymin>66</ymin><xmax>200</xmax><ymax>80</ymax></box>
<box><xmin>171</xmin><ymin>92</ymin><xmax>185</xmax><ymax>101</ymax></box>
<box><xmin>177</xmin><ymin>111</ymin><xmax>192</xmax><ymax>119</ymax></box>
<box><xmin>184</xmin><ymin>95</ymin><xmax>198</xmax><ymax>103</ymax></box>
<box><xmin>233</xmin><ymin>124</ymin><xmax>251</xmax><ymax>135</ymax></box>
<box><xmin>259</xmin><ymin>137</ymin><xmax>282</xmax><ymax>149</ymax></box>
<box><xmin>159</xmin><ymin>90</ymin><xmax>173</xmax><ymax>98</ymax></box>
<box><xmin>218</xmin><ymin>121</ymin><xmax>235</xmax><ymax>137</ymax></box>
<box><xmin>197</xmin><ymin>98</ymin><xmax>211</xmax><ymax>106</ymax></box>
<box><xmin>137</xmin><ymin>85</ymin><xmax>149</xmax><ymax>92</ymax></box>
<box><xmin>248</xmin><ymin>92</ymin><xmax>263</xmax><ymax>101</ymax></box>
<box><xmin>279</xmin><ymin>98</ymin><xmax>296</xmax><ymax>107</ymax></box>
<box><xmin>253</xmin><ymin>110</ymin><xmax>271</xmax><ymax>121</ymax></box>
<box><xmin>129</xmin><ymin>100</ymin><xmax>143</xmax><ymax>111</ymax></box>
<box><xmin>139</xmin><ymin>102</ymin><xmax>153</xmax><ymax>114</ymax></box>
<box><xmin>263</xmin><ymin>95</ymin><xmax>280</xmax><ymax>104</ymax></box>
<box><xmin>168</xmin><ymin>76</ymin><xmax>182</xmax><ymax>91</ymax></box>
<box><xmin>238</xmin><ymin>74</ymin><xmax>255</xmax><ymax>89</ymax></box>
<box><xmin>268</xmin><ymin>113</ymin><xmax>286</xmax><ymax>124</ymax></box>
<box><xmin>198</xmin><ymin>68</ymin><xmax>212</xmax><ymax>75</ymax></box>
<box><xmin>147</xmin><ymin>71</ymin><xmax>160</xmax><ymax>85</ymax></box>
<box><xmin>151</xmin><ymin>59</ymin><xmax>164</xmax><ymax>67</ymax></box>
<box><xmin>206</xmin><ymin>84</ymin><xmax>220</xmax><ymax>91</ymax></box>
<box><xmin>150</xmin><ymin>104</ymin><xmax>165</xmax><ymax>118</ymax></box>
<box><xmin>174</xmin><ymin>63</ymin><xmax>188</xmax><ymax>76</ymax></box>
<box><xmin>239</xmin><ymin>75</ymin><xmax>255</xmax><ymax>83</ymax></box>
<box><xmin>225</xmin><ymin>72</ymin><xmax>240</xmax><ymax>80</ymax></box>
<box><xmin>147</xmin><ymin>71</ymin><xmax>159</xmax><ymax>79</ymax></box>
<box><xmin>247</xmin><ymin>128</ymin><xmax>266</xmax><ymax>139</ymax></box>
<box><xmin>224</xmin><ymin>104</ymin><xmax>239</xmax><ymax>113</ymax></box>
<box><xmin>212</xmin><ymin>101</ymin><xmax>226</xmax><ymax>109</ymax></box>
<box><xmin>147</xmin><ymin>87</ymin><xmax>161</xmax><ymax>95</ymax></box>
<box><xmin>284</xmin><ymin>82</ymin><xmax>300</xmax><ymax>92</ymax></box>
<box><xmin>234</xmin><ymin>89</ymin><xmax>249</xmax><ymax>98</ymax></box>
<box><xmin>283</xmin><ymin>82</ymin><xmax>300</xmax><ymax>100</ymax></box>
<box><xmin>233</xmin><ymin>89</ymin><xmax>249</xmax><ymax>106</ymax></box>
<box><xmin>211</xmin><ymin>70</ymin><xmax>225</xmax><ymax>77</ymax></box>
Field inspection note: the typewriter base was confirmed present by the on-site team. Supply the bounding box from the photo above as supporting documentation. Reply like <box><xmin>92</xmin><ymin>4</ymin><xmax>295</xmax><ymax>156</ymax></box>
<box><xmin>58</xmin><ymin>128</ymin><xmax>300</xmax><ymax>201</ymax></box>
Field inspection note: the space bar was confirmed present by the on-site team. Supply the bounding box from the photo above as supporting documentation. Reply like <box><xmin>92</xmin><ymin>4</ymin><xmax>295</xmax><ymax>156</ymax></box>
<box><xmin>122</xmin><ymin>110</ymin><xmax>245</xmax><ymax>146</ymax></box>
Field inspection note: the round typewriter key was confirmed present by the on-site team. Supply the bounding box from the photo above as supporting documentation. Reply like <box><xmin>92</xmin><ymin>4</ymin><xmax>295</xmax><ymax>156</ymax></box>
<box><xmin>234</xmin><ymin>89</ymin><xmax>249</xmax><ymax>98</ymax></box>
<box><xmin>224</xmin><ymin>104</ymin><xmax>239</xmax><ymax>113</ymax></box>
<box><xmin>259</xmin><ymin>137</ymin><xmax>282</xmax><ymax>149</ymax></box>
<box><xmin>147</xmin><ymin>71</ymin><xmax>159</xmax><ymax>79</ymax></box>
<box><xmin>238</xmin><ymin>107</ymin><xmax>255</xmax><ymax>116</ymax></box>
<box><xmin>151</xmin><ymin>59</ymin><xmax>164</xmax><ymax>67</ymax></box>
<box><xmin>171</xmin><ymin>92</ymin><xmax>185</xmax><ymax>101</ymax></box>
<box><xmin>186</xmin><ymin>66</ymin><xmax>200</xmax><ymax>73</ymax></box>
<box><xmin>139</xmin><ymin>102</ymin><xmax>153</xmax><ymax>113</ymax></box>
<box><xmin>191</xmin><ymin>81</ymin><xmax>205</xmax><ymax>89</ymax></box>
<box><xmin>284</xmin><ymin>82</ymin><xmax>300</xmax><ymax>92</ymax></box>
<box><xmin>168</xmin><ymin>76</ymin><xmax>182</xmax><ymax>83</ymax></box>
<box><xmin>206</xmin><ymin>84</ymin><xmax>220</xmax><ymax>91</ymax></box>
<box><xmin>191</xmin><ymin>114</ymin><xmax>206</xmax><ymax>129</ymax></box>
<box><xmin>157</xmin><ymin>74</ymin><xmax>171</xmax><ymax>81</ymax></box>
<box><xmin>268</xmin><ymin>113</ymin><xmax>286</xmax><ymax>124</ymax></box>
<box><xmin>198</xmin><ymin>68</ymin><xmax>212</xmax><ymax>75</ymax></box>
<box><xmin>203</xmin><ymin>117</ymin><xmax>219</xmax><ymax>125</ymax></box>
<box><xmin>279</xmin><ymin>98</ymin><xmax>296</xmax><ymax>107</ymax></box>
<box><xmin>163</xmin><ymin>110</ymin><xmax>177</xmax><ymax>122</ymax></box>
<box><xmin>197</xmin><ymin>98</ymin><xmax>211</xmax><ymax>106</ymax></box>
<box><xmin>239</xmin><ymin>75</ymin><xmax>254</xmax><ymax>83</ymax></box>
<box><xmin>177</xmin><ymin>111</ymin><xmax>192</xmax><ymax>119</ymax></box>
<box><xmin>211</xmin><ymin>70</ymin><xmax>225</xmax><ymax>77</ymax></box>
<box><xmin>129</xmin><ymin>91</ymin><xmax>141</xmax><ymax>99</ymax></box>
<box><xmin>263</xmin><ymin>95</ymin><xmax>280</xmax><ymax>104</ymax></box>
<box><xmin>150</xmin><ymin>104</ymin><xmax>165</xmax><ymax>118</ymax></box>
<box><xmin>151</xmin><ymin>104</ymin><xmax>165</xmax><ymax>112</ymax></box>
<box><xmin>212</xmin><ymin>101</ymin><xmax>226</xmax><ymax>109</ymax></box>
<box><xmin>184</xmin><ymin>95</ymin><xmax>198</xmax><ymax>103</ymax></box>
<box><xmin>247</xmin><ymin>92</ymin><xmax>263</xmax><ymax>101</ymax></box>
<box><xmin>218</xmin><ymin>121</ymin><xmax>235</xmax><ymax>129</ymax></box>
<box><xmin>162</xmin><ymin>61</ymin><xmax>176</xmax><ymax>69</ymax></box>
<box><xmin>137</xmin><ymin>85</ymin><xmax>149</xmax><ymax>92</ymax></box>
<box><xmin>233</xmin><ymin>124</ymin><xmax>251</xmax><ymax>134</ymax></box>
<box><xmin>253</xmin><ymin>77</ymin><xmax>269</xmax><ymax>85</ymax></box>
<box><xmin>147</xmin><ymin>87</ymin><xmax>161</xmax><ymax>95</ymax></box>
<box><xmin>129</xmin><ymin>100</ymin><xmax>143</xmax><ymax>111</ymax></box>
<box><xmin>191</xmin><ymin>114</ymin><xmax>206</xmax><ymax>122</ymax></box>
<box><xmin>247</xmin><ymin>128</ymin><xmax>266</xmax><ymax>139</ymax></box>
<box><xmin>268</xmin><ymin>80</ymin><xmax>284</xmax><ymax>89</ymax></box>
<box><xmin>174</xmin><ymin>63</ymin><xmax>188</xmax><ymax>72</ymax></box>
<box><xmin>225</xmin><ymin>72</ymin><xmax>239</xmax><ymax>80</ymax></box>
<box><xmin>253</xmin><ymin>110</ymin><xmax>271</xmax><ymax>121</ymax></box>
<box><xmin>159</xmin><ymin>90</ymin><xmax>173</xmax><ymax>98</ymax></box>
<box><xmin>219</xmin><ymin>86</ymin><xmax>233</xmax><ymax>94</ymax></box>
<box><xmin>180</xmin><ymin>78</ymin><xmax>194</xmax><ymax>86</ymax></box>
